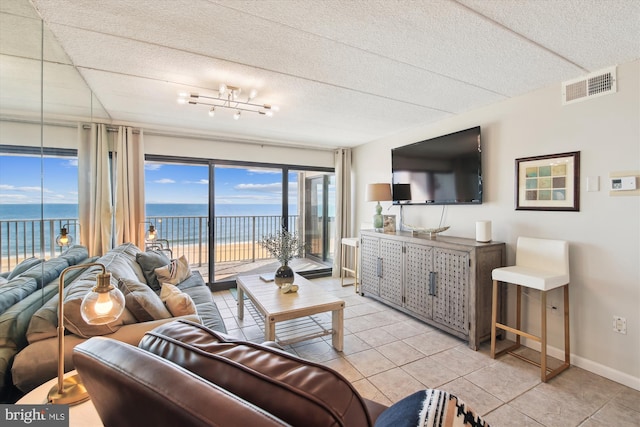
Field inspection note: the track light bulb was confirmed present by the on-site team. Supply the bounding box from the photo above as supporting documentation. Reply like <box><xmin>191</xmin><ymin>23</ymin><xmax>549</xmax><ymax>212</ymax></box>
<box><xmin>208</xmin><ymin>107</ymin><xmax>215</xmax><ymax>117</ymax></box>
<box><xmin>234</xmin><ymin>111</ymin><xmax>241</xmax><ymax>120</ymax></box>
<box><xmin>219</xmin><ymin>83</ymin><xmax>227</xmax><ymax>95</ymax></box>
<box><xmin>249</xmin><ymin>89</ymin><xmax>258</xmax><ymax>100</ymax></box>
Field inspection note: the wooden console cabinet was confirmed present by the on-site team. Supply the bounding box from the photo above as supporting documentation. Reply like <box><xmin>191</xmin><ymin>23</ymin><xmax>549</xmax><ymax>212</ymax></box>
<box><xmin>360</xmin><ymin>230</ymin><xmax>505</xmax><ymax>350</ymax></box>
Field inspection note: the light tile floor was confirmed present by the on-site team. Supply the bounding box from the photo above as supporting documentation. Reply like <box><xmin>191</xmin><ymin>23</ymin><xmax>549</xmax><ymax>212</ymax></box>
<box><xmin>213</xmin><ymin>277</ymin><xmax>639</xmax><ymax>427</ymax></box>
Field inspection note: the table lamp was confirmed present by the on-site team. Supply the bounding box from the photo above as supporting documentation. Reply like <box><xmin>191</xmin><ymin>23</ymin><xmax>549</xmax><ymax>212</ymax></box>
<box><xmin>47</xmin><ymin>263</ymin><xmax>125</xmax><ymax>405</ymax></box>
<box><xmin>366</xmin><ymin>183</ymin><xmax>392</xmax><ymax>231</ymax></box>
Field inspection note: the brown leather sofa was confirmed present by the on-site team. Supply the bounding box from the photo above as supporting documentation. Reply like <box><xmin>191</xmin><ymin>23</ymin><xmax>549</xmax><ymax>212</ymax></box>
<box><xmin>73</xmin><ymin>319</ymin><xmax>388</xmax><ymax>427</ymax></box>
<box><xmin>73</xmin><ymin>319</ymin><xmax>489</xmax><ymax>427</ymax></box>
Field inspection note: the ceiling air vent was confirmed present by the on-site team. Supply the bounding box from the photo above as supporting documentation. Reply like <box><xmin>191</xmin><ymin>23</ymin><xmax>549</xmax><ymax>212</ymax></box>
<box><xmin>562</xmin><ymin>66</ymin><xmax>616</xmax><ymax>105</ymax></box>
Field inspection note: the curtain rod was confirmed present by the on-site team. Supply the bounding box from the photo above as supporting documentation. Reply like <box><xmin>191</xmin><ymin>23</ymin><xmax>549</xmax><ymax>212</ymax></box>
<box><xmin>81</xmin><ymin>124</ymin><xmax>140</xmax><ymax>134</ymax></box>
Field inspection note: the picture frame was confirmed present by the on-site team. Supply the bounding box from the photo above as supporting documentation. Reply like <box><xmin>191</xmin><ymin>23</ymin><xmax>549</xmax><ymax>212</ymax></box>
<box><xmin>383</xmin><ymin>215</ymin><xmax>396</xmax><ymax>232</ymax></box>
<box><xmin>515</xmin><ymin>151</ymin><xmax>580</xmax><ymax>211</ymax></box>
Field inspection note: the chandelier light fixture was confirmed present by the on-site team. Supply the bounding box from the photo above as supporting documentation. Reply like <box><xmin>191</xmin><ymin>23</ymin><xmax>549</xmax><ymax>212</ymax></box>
<box><xmin>178</xmin><ymin>83</ymin><xmax>278</xmax><ymax>120</ymax></box>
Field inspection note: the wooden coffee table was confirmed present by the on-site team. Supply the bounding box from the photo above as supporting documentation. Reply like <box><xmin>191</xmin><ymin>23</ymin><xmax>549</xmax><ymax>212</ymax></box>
<box><xmin>236</xmin><ymin>274</ymin><xmax>345</xmax><ymax>351</ymax></box>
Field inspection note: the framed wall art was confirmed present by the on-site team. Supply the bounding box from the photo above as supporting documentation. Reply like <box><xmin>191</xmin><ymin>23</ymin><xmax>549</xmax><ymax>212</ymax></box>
<box><xmin>383</xmin><ymin>215</ymin><xmax>396</xmax><ymax>232</ymax></box>
<box><xmin>515</xmin><ymin>151</ymin><xmax>580</xmax><ymax>211</ymax></box>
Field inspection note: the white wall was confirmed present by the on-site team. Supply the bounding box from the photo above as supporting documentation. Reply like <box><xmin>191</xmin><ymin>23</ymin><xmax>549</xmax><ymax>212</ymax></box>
<box><xmin>352</xmin><ymin>60</ymin><xmax>640</xmax><ymax>389</ymax></box>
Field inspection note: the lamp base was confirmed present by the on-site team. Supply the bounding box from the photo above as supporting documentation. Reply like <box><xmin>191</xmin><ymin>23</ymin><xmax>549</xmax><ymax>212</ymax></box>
<box><xmin>373</xmin><ymin>214</ymin><xmax>384</xmax><ymax>231</ymax></box>
<box><xmin>47</xmin><ymin>374</ymin><xmax>89</xmax><ymax>405</ymax></box>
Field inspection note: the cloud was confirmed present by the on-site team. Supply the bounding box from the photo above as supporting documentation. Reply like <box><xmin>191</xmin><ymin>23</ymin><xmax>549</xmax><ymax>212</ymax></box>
<box><xmin>64</xmin><ymin>159</ymin><xmax>78</xmax><ymax>167</ymax></box>
<box><xmin>246</xmin><ymin>169</ymin><xmax>280</xmax><ymax>175</ymax></box>
<box><xmin>183</xmin><ymin>179</ymin><xmax>208</xmax><ymax>185</ymax></box>
<box><xmin>235</xmin><ymin>182</ymin><xmax>281</xmax><ymax>192</ymax></box>
<box><xmin>145</xmin><ymin>163</ymin><xmax>162</xmax><ymax>171</ymax></box>
<box><xmin>154</xmin><ymin>178</ymin><xmax>175</xmax><ymax>184</ymax></box>
<box><xmin>0</xmin><ymin>184</ymin><xmax>46</xmax><ymax>193</ymax></box>
<box><xmin>0</xmin><ymin>194</ymin><xmax>27</xmax><ymax>200</ymax></box>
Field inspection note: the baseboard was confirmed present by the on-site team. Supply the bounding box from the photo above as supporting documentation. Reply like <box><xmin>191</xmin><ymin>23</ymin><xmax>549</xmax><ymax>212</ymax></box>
<box><xmin>520</xmin><ymin>338</ymin><xmax>640</xmax><ymax>391</ymax></box>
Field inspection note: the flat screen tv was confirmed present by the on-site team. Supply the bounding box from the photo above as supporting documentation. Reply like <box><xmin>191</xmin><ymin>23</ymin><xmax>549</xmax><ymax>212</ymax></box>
<box><xmin>391</xmin><ymin>126</ymin><xmax>482</xmax><ymax>205</ymax></box>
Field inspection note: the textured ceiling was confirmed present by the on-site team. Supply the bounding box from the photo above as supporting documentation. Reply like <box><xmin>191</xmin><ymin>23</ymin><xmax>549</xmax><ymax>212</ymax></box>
<box><xmin>1</xmin><ymin>0</ymin><xmax>639</xmax><ymax>149</ymax></box>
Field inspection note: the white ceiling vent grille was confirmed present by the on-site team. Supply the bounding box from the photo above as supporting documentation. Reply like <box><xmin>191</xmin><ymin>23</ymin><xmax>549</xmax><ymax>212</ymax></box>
<box><xmin>562</xmin><ymin>66</ymin><xmax>616</xmax><ymax>105</ymax></box>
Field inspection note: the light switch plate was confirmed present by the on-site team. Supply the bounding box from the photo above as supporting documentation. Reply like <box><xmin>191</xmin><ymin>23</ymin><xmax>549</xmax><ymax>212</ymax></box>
<box><xmin>586</xmin><ymin>176</ymin><xmax>599</xmax><ymax>192</ymax></box>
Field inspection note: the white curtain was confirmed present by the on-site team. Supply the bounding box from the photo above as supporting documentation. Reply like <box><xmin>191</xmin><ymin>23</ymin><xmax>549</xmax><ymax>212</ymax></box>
<box><xmin>114</xmin><ymin>127</ymin><xmax>145</xmax><ymax>248</ymax></box>
<box><xmin>332</xmin><ymin>148</ymin><xmax>354</xmax><ymax>277</ymax></box>
<box><xmin>78</xmin><ymin>123</ymin><xmax>113</xmax><ymax>256</ymax></box>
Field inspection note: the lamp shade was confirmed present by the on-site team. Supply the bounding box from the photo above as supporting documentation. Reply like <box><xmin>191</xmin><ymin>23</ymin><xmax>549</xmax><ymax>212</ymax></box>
<box><xmin>366</xmin><ymin>183</ymin><xmax>392</xmax><ymax>202</ymax></box>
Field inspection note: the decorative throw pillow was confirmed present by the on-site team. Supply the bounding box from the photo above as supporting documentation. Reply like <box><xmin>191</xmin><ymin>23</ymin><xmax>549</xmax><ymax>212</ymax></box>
<box><xmin>119</xmin><ymin>278</ymin><xmax>172</xmax><ymax>322</ymax></box>
<box><xmin>7</xmin><ymin>257</ymin><xmax>42</xmax><ymax>280</ymax></box>
<box><xmin>136</xmin><ymin>250</ymin><xmax>171</xmax><ymax>291</ymax></box>
<box><xmin>154</xmin><ymin>255</ymin><xmax>192</xmax><ymax>285</ymax></box>
<box><xmin>160</xmin><ymin>283</ymin><xmax>197</xmax><ymax>317</ymax></box>
<box><xmin>374</xmin><ymin>389</ymin><xmax>489</xmax><ymax>427</ymax></box>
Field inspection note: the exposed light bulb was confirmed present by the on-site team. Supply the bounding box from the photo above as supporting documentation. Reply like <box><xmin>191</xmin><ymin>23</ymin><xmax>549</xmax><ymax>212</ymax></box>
<box><xmin>265</xmin><ymin>111</ymin><xmax>273</xmax><ymax>117</ymax></box>
<box><xmin>219</xmin><ymin>83</ymin><xmax>227</xmax><ymax>95</ymax></box>
<box><xmin>249</xmin><ymin>89</ymin><xmax>258</xmax><ymax>100</ymax></box>
<box><xmin>178</xmin><ymin>91</ymin><xmax>189</xmax><ymax>98</ymax></box>
<box><xmin>177</xmin><ymin>97</ymin><xmax>187</xmax><ymax>104</ymax></box>
<box><xmin>234</xmin><ymin>111</ymin><xmax>241</xmax><ymax>120</ymax></box>
<box><xmin>208</xmin><ymin>107</ymin><xmax>215</xmax><ymax>117</ymax></box>
<box><xmin>93</xmin><ymin>292</ymin><xmax>114</xmax><ymax>316</ymax></box>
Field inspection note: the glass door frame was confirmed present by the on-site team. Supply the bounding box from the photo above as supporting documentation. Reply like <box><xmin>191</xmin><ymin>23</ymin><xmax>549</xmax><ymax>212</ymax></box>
<box><xmin>146</xmin><ymin>155</ymin><xmax>333</xmax><ymax>290</ymax></box>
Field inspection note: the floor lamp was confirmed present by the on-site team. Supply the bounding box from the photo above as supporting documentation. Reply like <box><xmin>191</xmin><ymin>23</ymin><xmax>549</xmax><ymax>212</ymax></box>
<box><xmin>47</xmin><ymin>263</ymin><xmax>125</xmax><ymax>405</ymax></box>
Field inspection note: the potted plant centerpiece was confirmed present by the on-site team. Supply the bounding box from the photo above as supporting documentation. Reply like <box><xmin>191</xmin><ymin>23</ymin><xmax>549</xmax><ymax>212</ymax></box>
<box><xmin>258</xmin><ymin>227</ymin><xmax>306</xmax><ymax>287</ymax></box>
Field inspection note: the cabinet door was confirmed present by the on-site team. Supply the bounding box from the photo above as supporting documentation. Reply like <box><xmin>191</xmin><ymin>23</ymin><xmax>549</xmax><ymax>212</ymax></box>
<box><xmin>432</xmin><ymin>248</ymin><xmax>469</xmax><ymax>334</ymax></box>
<box><xmin>378</xmin><ymin>238</ymin><xmax>403</xmax><ymax>306</ymax></box>
<box><xmin>405</xmin><ymin>242</ymin><xmax>433</xmax><ymax>319</ymax></box>
<box><xmin>360</xmin><ymin>235</ymin><xmax>380</xmax><ymax>296</ymax></box>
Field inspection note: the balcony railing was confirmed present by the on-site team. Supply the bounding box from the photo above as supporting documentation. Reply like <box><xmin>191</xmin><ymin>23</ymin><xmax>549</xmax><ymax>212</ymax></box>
<box><xmin>0</xmin><ymin>215</ymin><xmax>299</xmax><ymax>274</ymax></box>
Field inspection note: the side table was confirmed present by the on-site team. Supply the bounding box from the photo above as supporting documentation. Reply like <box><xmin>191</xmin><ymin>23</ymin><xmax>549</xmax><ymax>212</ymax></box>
<box><xmin>16</xmin><ymin>370</ymin><xmax>103</xmax><ymax>427</ymax></box>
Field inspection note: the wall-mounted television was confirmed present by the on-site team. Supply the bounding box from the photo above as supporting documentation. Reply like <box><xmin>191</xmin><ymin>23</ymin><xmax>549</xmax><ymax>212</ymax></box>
<box><xmin>391</xmin><ymin>126</ymin><xmax>482</xmax><ymax>205</ymax></box>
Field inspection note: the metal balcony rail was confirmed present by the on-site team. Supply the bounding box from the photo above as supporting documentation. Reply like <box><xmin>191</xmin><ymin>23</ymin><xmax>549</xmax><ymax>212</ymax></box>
<box><xmin>0</xmin><ymin>215</ymin><xmax>299</xmax><ymax>274</ymax></box>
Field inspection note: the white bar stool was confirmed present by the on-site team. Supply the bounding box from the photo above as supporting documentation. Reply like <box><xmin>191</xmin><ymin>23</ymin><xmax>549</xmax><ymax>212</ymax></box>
<box><xmin>340</xmin><ymin>237</ymin><xmax>359</xmax><ymax>292</ymax></box>
<box><xmin>491</xmin><ymin>237</ymin><xmax>570</xmax><ymax>382</ymax></box>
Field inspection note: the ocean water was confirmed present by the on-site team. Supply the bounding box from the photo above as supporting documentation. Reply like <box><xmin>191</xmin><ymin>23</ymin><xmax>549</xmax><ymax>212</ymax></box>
<box><xmin>0</xmin><ymin>203</ymin><xmax>293</xmax><ymax>253</ymax></box>
<box><xmin>0</xmin><ymin>203</ymin><xmax>284</xmax><ymax>220</ymax></box>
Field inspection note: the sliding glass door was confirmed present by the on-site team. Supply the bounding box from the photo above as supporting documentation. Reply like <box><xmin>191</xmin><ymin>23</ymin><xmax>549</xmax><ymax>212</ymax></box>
<box><xmin>145</xmin><ymin>157</ymin><xmax>334</xmax><ymax>287</ymax></box>
<box><xmin>144</xmin><ymin>160</ymin><xmax>209</xmax><ymax>280</ymax></box>
<box><xmin>212</xmin><ymin>164</ymin><xmax>283</xmax><ymax>282</ymax></box>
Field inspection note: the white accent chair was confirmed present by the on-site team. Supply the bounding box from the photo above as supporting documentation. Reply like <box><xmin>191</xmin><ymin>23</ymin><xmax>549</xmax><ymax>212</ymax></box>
<box><xmin>491</xmin><ymin>237</ymin><xmax>570</xmax><ymax>382</ymax></box>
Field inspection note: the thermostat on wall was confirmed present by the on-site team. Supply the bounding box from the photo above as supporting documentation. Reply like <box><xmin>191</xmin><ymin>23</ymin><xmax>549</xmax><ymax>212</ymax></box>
<box><xmin>610</xmin><ymin>176</ymin><xmax>637</xmax><ymax>191</ymax></box>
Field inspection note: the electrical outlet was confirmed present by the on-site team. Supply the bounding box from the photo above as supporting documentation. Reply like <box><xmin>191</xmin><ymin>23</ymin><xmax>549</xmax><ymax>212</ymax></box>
<box><xmin>613</xmin><ymin>316</ymin><xmax>627</xmax><ymax>334</ymax></box>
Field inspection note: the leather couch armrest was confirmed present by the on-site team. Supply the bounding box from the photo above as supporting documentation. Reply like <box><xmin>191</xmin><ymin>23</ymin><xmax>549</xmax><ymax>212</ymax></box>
<box><xmin>73</xmin><ymin>337</ymin><xmax>291</xmax><ymax>427</ymax></box>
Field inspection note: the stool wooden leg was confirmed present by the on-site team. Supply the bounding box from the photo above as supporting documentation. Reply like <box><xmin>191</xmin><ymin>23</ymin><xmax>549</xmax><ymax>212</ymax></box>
<box><xmin>354</xmin><ymin>248</ymin><xmax>359</xmax><ymax>294</ymax></box>
<box><xmin>515</xmin><ymin>285</ymin><xmax>522</xmax><ymax>347</ymax></box>
<box><xmin>340</xmin><ymin>245</ymin><xmax>345</xmax><ymax>287</ymax></box>
<box><xmin>564</xmin><ymin>284</ymin><xmax>570</xmax><ymax>365</ymax></box>
<box><xmin>491</xmin><ymin>280</ymin><xmax>498</xmax><ymax>358</ymax></box>
<box><xmin>541</xmin><ymin>290</ymin><xmax>548</xmax><ymax>382</ymax></box>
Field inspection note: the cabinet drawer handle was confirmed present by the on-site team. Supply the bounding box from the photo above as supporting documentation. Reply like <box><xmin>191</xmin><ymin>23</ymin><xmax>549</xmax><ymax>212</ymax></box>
<box><xmin>376</xmin><ymin>257</ymin><xmax>383</xmax><ymax>278</ymax></box>
<box><xmin>429</xmin><ymin>271</ymin><xmax>436</xmax><ymax>296</ymax></box>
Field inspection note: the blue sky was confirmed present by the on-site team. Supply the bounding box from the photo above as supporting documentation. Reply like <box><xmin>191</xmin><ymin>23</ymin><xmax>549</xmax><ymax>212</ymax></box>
<box><xmin>0</xmin><ymin>155</ymin><xmax>293</xmax><ymax>205</ymax></box>
<box><xmin>0</xmin><ymin>155</ymin><xmax>78</xmax><ymax>204</ymax></box>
